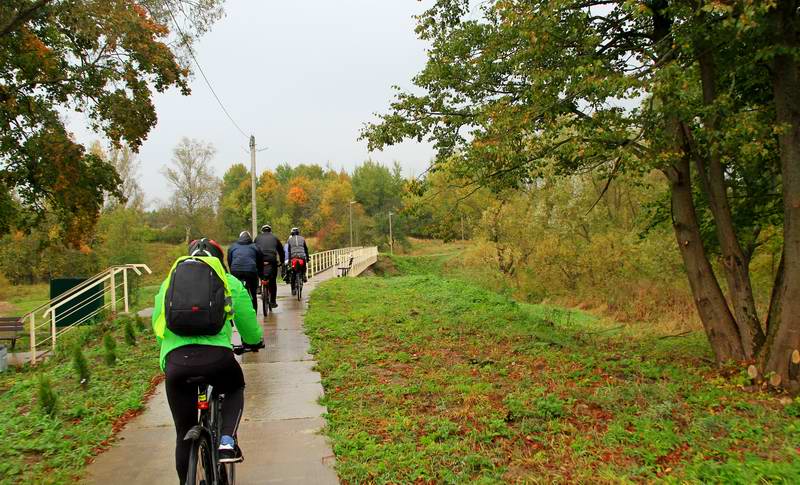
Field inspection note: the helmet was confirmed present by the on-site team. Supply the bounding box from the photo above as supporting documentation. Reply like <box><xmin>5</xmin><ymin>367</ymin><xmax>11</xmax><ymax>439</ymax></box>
<box><xmin>239</xmin><ymin>230</ymin><xmax>252</xmax><ymax>240</ymax></box>
<box><xmin>291</xmin><ymin>227</ymin><xmax>300</xmax><ymax>235</ymax></box>
<box><xmin>188</xmin><ymin>238</ymin><xmax>226</xmax><ymax>270</ymax></box>
<box><xmin>261</xmin><ymin>224</ymin><xmax>272</xmax><ymax>233</ymax></box>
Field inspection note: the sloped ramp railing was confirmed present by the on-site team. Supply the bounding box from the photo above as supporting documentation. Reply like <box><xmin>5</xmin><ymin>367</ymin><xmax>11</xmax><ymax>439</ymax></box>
<box><xmin>23</xmin><ymin>264</ymin><xmax>152</xmax><ymax>365</ymax></box>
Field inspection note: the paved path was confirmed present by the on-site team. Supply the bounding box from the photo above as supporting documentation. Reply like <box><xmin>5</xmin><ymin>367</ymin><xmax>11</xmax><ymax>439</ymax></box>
<box><xmin>85</xmin><ymin>271</ymin><xmax>339</xmax><ymax>484</ymax></box>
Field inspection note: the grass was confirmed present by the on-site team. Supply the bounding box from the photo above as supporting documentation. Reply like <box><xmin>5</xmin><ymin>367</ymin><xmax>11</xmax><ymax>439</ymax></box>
<box><xmin>305</xmin><ymin>261</ymin><xmax>800</xmax><ymax>483</ymax></box>
<box><xmin>0</xmin><ymin>283</ymin><xmax>49</xmax><ymax>316</ymax></box>
<box><xmin>0</xmin><ymin>313</ymin><xmax>160</xmax><ymax>484</ymax></box>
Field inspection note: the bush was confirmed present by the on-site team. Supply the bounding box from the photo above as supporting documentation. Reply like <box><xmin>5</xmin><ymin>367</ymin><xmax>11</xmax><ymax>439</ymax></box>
<box><xmin>134</xmin><ymin>314</ymin><xmax>146</xmax><ymax>332</ymax></box>
<box><xmin>103</xmin><ymin>334</ymin><xmax>117</xmax><ymax>366</ymax></box>
<box><xmin>124</xmin><ymin>319</ymin><xmax>136</xmax><ymax>346</ymax></box>
<box><xmin>72</xmin><ymin>345</ymin><xmax>90</xmax><ymax>387</ymax></box>
<box><xmin>37</xmin><ymin>376</ymin><xmax>58</xmax><ymax>416</ymax></box>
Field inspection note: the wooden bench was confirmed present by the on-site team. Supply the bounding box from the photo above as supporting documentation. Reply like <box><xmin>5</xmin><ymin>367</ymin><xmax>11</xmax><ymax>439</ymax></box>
<box><xmin>338</xmin><ymin>256</ymin><xmax>355</xmax><ymax>277</ymax></box>
<box><xmin>0</xmin><ymin>317</ymin><xmax>24</xmax><ymax>350</ymax></box>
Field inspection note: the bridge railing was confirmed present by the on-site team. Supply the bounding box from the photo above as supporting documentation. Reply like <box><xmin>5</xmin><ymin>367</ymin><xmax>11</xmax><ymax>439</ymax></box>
<box><xmin>307</xmin><ymin>246</ymin><xmax>378</xmax><ymax>278</ymax></box>
<box><xmin>24</xmin><ymin>264</ymin><xmax>152</xmax><ymax>365</ymax></box>
<box><xmin>346</xmin><ymin>247</ymin><xmax>379</xmax><ymax>277</ymax></box>
<box><xmin>307</xmin><ymin>247</ymin><xmax>359</xmax><ymax>278</ymax></box>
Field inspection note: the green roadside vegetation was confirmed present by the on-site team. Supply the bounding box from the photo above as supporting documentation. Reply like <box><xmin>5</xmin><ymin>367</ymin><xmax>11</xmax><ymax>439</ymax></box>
<box><xmin>306</xmin><ymin>256</ymin><xmax>800</xmax><ymax>484</ymax></box>
<box><xmin>0</xmin><ymin>290</ymin><xmax>160</xmax><ymax>484</ymax></box>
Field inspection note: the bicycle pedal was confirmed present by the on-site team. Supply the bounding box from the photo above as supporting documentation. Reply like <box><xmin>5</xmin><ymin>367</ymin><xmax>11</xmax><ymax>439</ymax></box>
<box><xmin>219</xmin><ymin>456</ymin><xmax>243</xmax><ymax>464</ymax></box>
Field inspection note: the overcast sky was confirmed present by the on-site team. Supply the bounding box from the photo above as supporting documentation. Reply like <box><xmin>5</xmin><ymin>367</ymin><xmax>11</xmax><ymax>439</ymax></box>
<box><xmin>70</xmin><ymin>0</ymin><xmax>435</xmax><ymax>205</ymax></box>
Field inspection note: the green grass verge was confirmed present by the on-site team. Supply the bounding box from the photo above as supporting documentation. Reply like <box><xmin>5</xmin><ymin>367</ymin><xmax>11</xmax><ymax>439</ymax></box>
<box><xmin>305</xmin><ymin>274</ymin><xmax>800</xmax><ymax>484</ymax></box>
<box><xmin>0</xmin><ymin>314</ymin><xmax>159</xmax><ymax>484</ymax></box>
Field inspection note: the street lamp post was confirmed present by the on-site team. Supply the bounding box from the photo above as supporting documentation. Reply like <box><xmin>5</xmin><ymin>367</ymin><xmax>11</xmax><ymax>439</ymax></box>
<box><xmin>349</xmin><ymin>201</ymin><xmax>356</xmax><ymax>248</ymax></box>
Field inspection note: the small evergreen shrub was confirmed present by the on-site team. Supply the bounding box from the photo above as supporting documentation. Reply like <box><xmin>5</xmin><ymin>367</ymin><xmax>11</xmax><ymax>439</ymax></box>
<box><xmin>72</xmin><ymin>344</ymin><xmax>90</xmax><ymax>387</ymax></box>
<box><xmin>38</xmin><ymin>376</ymin><xmax>58</xmax><ymax>416</ymax></box>
<box><xmin>103</xmin><ymin>334</ymin><xmax>117</xmax><ymax>366</ymax></box>
<box><xmin>124</xmin><ymin>318</ymin><xmax>137</xmax><ymax>346</ymax></box>
<box><xmin>134</xmin><ymin>314</ymin><xmax>146</xmax><ymax>332</ymax></box>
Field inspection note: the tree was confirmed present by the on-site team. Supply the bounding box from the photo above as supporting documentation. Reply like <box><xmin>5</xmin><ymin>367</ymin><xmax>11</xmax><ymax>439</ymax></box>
<box><xmin>90</xmin><ymin>141</ymin><xmax>144</xmax><ymax>210</ymax></box>
<box><xmin>219</xmin><ymin>163</ymin><xmax>250</xmax><ymax>239</ymax></box>
<box><xmin>0</xmin><ymin>0</ymin><xmax>223</xmax><ymax>243</ymax></box>
<box><xmin>163</xmin><ymin>138</ymin><xmax>219</xmax><ymax>242</ymax></box>
<box><xmin>362</xmin><ymin>0</ymin><xmax>800</xmax><ymax>385</ymax></box>
<box><xmin>317</xmin><ymin>172</ymin><xmax>355</xmax><ymax>249</ymax></box>
<box><xmin>352</xmin><ymin>160</ymin><xmax>404</xmax><ymax>216</ymax></box>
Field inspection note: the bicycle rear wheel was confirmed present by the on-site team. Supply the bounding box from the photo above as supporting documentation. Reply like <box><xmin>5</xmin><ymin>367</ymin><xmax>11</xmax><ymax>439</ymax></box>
<box><xmin>219</xmin><ymin>461</ymin><xmax>236</xmax><ymax>485</ymax></box>
<box><xmin>261</xmin><ymin>280</ymin><xmax>269</xmax><ymax>316</ymax></box>
<box><xmin>296</xmin><ymin>275</ymin><xmax>303</xmax><ymax>301</ymax></box>
<box><xmin>185</xmin><ymin>434</ymin><xmax>214</xmax><ymax>485</ymax></box>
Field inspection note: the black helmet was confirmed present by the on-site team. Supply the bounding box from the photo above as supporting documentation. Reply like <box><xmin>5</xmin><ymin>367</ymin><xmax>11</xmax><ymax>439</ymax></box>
<box><xmin>291</xmin><ymin>227</ymin><xmax>300</xmax><ymax>235</ymax></box>
<box><xmin>188</xmin><ymin>238</ymin><xmax>227</xmax><ymax>271</ymax></box>
<box><xmin>261</xmin><ymin>224</ymin><xmax>272</xmax><ymax>233</ymax></box>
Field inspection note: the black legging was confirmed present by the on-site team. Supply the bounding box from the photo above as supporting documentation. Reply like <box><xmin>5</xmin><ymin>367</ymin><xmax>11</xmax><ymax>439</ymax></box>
<box><xmin>165</xmin><ymin>345</ymin><xmax>245</xmax><ymax>484</ymax></box>
<box><xmin>232</xmin><ymin>271</ymin><xmax>259</xmax><ymax>310</ymax></box>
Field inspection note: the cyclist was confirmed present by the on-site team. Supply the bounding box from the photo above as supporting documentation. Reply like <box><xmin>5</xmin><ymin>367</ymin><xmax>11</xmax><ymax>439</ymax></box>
<box><xmin>286</xmin><ymin>227</ymin><xmax>310</xmax><ymax>289</ymax></box>
<box><xmin>151</xmin><ymin>238</ymin><xmax>264</xmax><ymax>484</ymax></box>
<box><xmin>254</xmin><ymin>224</ymin><xmax>285</xmax><ymax>309</ymax></box>
<box><xmin>227</xmin><ymin>231</ymin><xmax>264</xmax><ymax>310</ymax></box>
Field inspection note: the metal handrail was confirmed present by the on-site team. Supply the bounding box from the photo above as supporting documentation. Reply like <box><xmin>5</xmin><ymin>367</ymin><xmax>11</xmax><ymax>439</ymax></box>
<box><xmin>26</xmin><ymin>263</ymin><xmax>152</xmax><ymax>365</ymax></box>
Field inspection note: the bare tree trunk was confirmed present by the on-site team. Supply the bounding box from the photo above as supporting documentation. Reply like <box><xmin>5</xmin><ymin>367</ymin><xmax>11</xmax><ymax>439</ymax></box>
<box><xmin>760</xmin><ymin>253</ymin><xmax>784</xmax><ymax>373</ymax></box>
<box><xmin>763</xmin><ymin>0</ymin><xmax>800</xmax><ymax>388</ymax></box>
<box><xmin>664</xmin><ymin>156</ymin><xmax>746</xmax><ymax>363</ymax></box>
<box><xmin>651</xmin><ymin>1</ymin><xmax>745</xmax><ymax>363</ymax></box>
<box><xmin>688</xmin><ymin>47</ymin><xmax>765</xmax><ymax>358</ymax></box>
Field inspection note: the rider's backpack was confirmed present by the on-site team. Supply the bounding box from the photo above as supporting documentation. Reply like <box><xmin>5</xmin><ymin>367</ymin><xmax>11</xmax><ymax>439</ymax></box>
<box><xmin>164</xmin><ymin>257</ymin><xmax>230</xmax><ymax>337</ymax></box>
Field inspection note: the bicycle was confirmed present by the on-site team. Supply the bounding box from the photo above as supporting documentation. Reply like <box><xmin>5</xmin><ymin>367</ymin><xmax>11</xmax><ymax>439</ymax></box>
<box><xmin>183</xmin><ymin>343</ymin><xmax>264</xmax><ymax>485</ymax></box>
<box><xmin>260</xmin><ymin>261</ymin><xmax>277</xmax><ymax>316</ymax></box>
<box><xmin>289</xmin><ymin>258</ymin><xmax>304</xmax><ymax>301</ymax></box>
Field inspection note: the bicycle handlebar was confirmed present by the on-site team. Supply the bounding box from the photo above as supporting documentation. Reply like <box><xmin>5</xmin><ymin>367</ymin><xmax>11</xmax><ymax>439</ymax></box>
<box><xmin>232</xmin><ymin>342</ymin><xmax>265</xmax><ymax>355</ymax></box>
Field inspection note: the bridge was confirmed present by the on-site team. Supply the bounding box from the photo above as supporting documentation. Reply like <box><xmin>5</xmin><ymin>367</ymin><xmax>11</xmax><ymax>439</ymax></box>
<box><xmin>63</xmin><ymin>246</ymin><xmax>378</xmax><ymax>484</ymax></box>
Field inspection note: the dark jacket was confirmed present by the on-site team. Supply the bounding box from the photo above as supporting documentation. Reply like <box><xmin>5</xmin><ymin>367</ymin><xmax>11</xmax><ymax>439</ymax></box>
<box><xmin>254</xmin><ymin>231</ymin><xmax>284</xmax><ymax>264</ymax></box>
<box><xmin>287</xmin><ymin>234</ymin><xmax>309</xmax><ymax>260</ymax></box>
<box><xmin>228</xmin><ymin>233</ymin><xmax>264</xmax><ymax>276</ymax></box>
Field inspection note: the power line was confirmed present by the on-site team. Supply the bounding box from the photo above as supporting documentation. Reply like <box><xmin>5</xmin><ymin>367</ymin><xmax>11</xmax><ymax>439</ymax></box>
<box><xmin>165</xmin><ymin>7</ymin><xmax>249</xmax><ymax>140</ymax></box>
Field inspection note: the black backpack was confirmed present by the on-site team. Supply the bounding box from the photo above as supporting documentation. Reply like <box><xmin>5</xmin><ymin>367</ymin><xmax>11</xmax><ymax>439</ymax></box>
<box><xmin>165</xmin><ymin>257</ymin><xmax>229</xmax><ymax>337</ymax></box>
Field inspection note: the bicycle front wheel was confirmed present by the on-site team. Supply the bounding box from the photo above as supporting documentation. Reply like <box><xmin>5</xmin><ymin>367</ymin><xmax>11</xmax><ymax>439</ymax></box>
<box><xmin>185</xmin><ymin>434</ymin><xmax>214</xmax><ymax>485</ymax></box>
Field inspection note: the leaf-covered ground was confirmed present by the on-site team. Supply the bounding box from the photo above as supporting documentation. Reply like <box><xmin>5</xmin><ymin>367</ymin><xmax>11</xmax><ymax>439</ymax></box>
<box><xmin>0</xmin><ymin>314</ymin><xmax>160</xmax><ymax>484</ymax></box>
<box><xmin>305</xmin><ymin>271</ymin><xmax>800</xmax><ymax>484</ymax></box>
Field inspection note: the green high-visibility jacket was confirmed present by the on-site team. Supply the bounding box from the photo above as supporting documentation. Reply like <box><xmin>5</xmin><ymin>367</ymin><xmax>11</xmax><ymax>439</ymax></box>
<box><xmin>151</xmin><ymin>258</ymin><xmax>263</xmax><ymax>371</ymax></box>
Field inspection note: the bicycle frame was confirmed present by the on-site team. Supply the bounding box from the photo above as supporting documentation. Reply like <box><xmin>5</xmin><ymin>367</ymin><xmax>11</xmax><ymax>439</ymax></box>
<box><xmin>184</xmin><ymin>384</ymin><xmax>233</xmax><ymax>485</ymax></box>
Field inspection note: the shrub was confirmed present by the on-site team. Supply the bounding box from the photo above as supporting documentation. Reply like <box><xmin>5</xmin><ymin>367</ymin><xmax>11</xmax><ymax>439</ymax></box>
<box><xmin>134</xmin><ymin>314</ymin><xmax>146</xmax><ymax>332</ymax></box>
<box><xmin>103</xmin><ymin>334</ymin><xmax>117</xmax><ymax>365</ymax></box>
<box><xmin>37</xmin><ymin>376</ymin><xmax>58</xmax><ymax>416</ymax></box>
<box><xmin>124</xmin><ymin>319</ymin><xmax>136</xmax><ymax>346</ymax></box>
<box><xmin>72</xmin><ymin>344</ymin><xmax>90</xmax><ymax>387</ymax></box>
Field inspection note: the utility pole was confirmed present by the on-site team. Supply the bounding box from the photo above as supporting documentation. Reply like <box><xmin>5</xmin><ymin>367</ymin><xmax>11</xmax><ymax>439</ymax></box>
<box><xmin>388</xmin><ymin>212</ymin><xmax>394</xmax><ymax>255</ymax></box>
<box><xmin>349</xmin><ymin>201</ymin><xmax>355</xmax><ymax>248</ymax></box>
<box><xmin>250</xmin><ymin>135</ymin><xmax>257</xmax><ymax>237</ymax></box>
<box><xmin>461</xmin><ymin>214</ymin><xmax>465</xmax><ymax>241</ymax></box>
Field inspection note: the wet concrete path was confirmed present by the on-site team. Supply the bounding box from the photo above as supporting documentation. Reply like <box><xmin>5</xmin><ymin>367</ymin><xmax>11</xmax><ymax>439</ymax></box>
<box><xmin>85</xmin><ymin>270</ymin><xmax>339</xmax><ymax>484</ymax></box>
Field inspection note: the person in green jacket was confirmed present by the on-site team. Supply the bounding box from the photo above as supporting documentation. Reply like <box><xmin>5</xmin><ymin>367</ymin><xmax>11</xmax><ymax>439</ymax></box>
<box><xmin>152</xmin><ymin>238</ymin><xmax>263</xmax><ymax>484</ymax></box>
